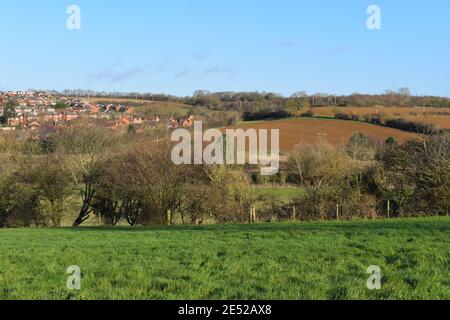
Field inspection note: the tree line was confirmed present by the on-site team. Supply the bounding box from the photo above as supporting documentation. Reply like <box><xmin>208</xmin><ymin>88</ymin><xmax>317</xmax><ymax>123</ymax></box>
<box><xmin>0</xmin><ymin>124</ymin><xmax>448</xmax><ymax>228</ymax></box>
<box><xmin>255</xmin><ymin>132</ymin><xmax>449</xmax><ymax>221</ymax></box>
<box><xmin>9</xmin><ymin>88</ymin><xmax>448</xmax><ymax>110</ymax></box>
<box><xmin>0</xmin><ymin>125</ymin><xmax>253</xmax><ymax>227</ymax></box>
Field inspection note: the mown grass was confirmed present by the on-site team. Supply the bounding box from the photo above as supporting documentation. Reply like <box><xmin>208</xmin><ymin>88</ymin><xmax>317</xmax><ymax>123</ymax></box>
<box><xmin>0</xmin><ymin>217</ymin><xmax>449</xmax><ymax>300</ymax></box>
<box><xmin>254</xmin><ymin>187</ymin><xmax>305</xmax><ymax>202</ymax></box>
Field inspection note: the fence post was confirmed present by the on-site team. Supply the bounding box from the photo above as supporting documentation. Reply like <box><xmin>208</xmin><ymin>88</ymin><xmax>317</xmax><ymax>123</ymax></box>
<box><xmin>336</xmin><ymin>204</ymin><xmax>339</xmax><ymax>221</ymax></box>
<box><xmin>253</xmin><ymin>208</ymin><xmax>257</xmax><ymax>223</ymax></box>
<box><xmin>250</xmin><ymin>207</ymin><xmax>253</xmax><ymax>223</ymax></box>
<box><xmin>167</xmin><ymin>209</ymin><xmax>172</xmax><ymax>226</ymax></box>
<box><xmin>387</xmin><ymin>200</ymin><xmax>390</xmax><ymax>219</ymax></box>
<box><xmin>292</xmin><ymin>206</ymin><xmax>296</xmax><ymax>221</ymax></box>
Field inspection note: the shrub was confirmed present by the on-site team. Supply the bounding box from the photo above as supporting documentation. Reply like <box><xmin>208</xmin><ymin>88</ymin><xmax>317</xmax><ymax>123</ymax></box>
<box><xmin>293</xmin><ymin>186</ymin><xmax>377</xmax><ymax>221</ymax></box>
<box><xmin>384</xmin><ymin>118</ymin><xmax>435</xmax><ymax>134</ymax></box>
<box><xmin>242</xmin><ymin>109</ymin><xmax>291</xmax><ymax>121</ymax></box>
<box><xmin>300</xmin><ymin>110</ymin><xmax>315</xmax><ymax>117</ymax></box>
<box><xmin>346</xmin><ymin>133</ymin><xmax>379</xmax><ymax>161</ymax></box>
<box><xmin>201</xmin><ymin>166</ymin><xmax>254</xmax><ymax>223</ymax></box>
<box><xmin>256</xmin><ymin>195</ymin><xmax>294</xmax><ymax>222</ymax></box>
<box><xmin>4</xmin><ymin>183</ymin><xmax>45</xmax><ymax>227</ymax></box>
<box><xmin>378</xmin><ymin>133</ymin><xmax>450</xmax><ymax>216</ymax></box>
<box><xmin>286</xmin><ymin>143</ymin><xmax>351</xmax><ymax>188</ymax></box>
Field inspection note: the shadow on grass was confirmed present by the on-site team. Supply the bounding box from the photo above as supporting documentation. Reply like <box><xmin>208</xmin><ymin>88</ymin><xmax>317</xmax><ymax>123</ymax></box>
<box><xmin>52</xmin><ymin>217</ymin><xmax>449</xmax><ymax>234</ymax></box>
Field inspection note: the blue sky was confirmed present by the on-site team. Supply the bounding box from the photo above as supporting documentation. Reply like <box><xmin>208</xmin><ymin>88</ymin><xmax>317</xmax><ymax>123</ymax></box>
<box><xmin>0</xmin><ymin>0</ymin><xmax>449</xmax><ymax>96</ymax></box>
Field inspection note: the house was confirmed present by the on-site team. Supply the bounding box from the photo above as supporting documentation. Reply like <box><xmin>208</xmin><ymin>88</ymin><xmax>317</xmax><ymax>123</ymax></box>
<box><xmin>120</xmin><ymin>117</ymin><xmax>130</xmax><ymax>126</ymax></box>
<box><xmin>168</xmin><ymin>115</ymin><xmax>195</xmax><ymax>128</ymax></box>
<box><xmin>28</xmin><ymin>121</ymin><xmax>41</xmax><ymax>130</ymax></box>
<box><xmin>182</xmin><ymin>115</ymin><xmax>195</xmax><ymax>127</ymax></box>
<box><xmin>168</xmin><ymin>118</ymin><xmax>179</xmax><ymax>128</ymax></box>
<box><xmin>144</xmin><ymin>120</ymin><xmax>159</xmax><ymax>128</ymax></box>
<box><xmin>90</xmin><ymin>105</ymin><xmax>100</xmax><ymax>114</ymax></box>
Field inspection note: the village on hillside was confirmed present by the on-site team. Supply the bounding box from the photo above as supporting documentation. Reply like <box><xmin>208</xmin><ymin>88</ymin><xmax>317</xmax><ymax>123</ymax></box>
<box><xmin>0</xmin><ymin>91</ymin><xmax>195</xmax><ymax>133</ymax></box>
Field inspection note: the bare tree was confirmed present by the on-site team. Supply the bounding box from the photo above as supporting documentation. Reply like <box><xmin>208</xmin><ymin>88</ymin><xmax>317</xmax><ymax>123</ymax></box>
<box><xmin>53</xmin><ymin>125</ymin><xmax>117</xmax><ymax>226</ymax></box>
<box><xmin>287</xmin><ymin>142</ymin><xmax>350</xmax><ymax>189</ymax></box>
<box><xmin>380</xmin><ymin>133</ymin><xmax>450</xmax><ymax>216</ymax></box>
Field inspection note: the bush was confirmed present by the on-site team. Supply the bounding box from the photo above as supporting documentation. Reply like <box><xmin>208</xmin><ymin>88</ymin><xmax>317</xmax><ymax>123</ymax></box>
<box><xmin>54</xmin><ymin>102</ymin><xmax>66</xmax><ymax>109</ymax></box>
<box><xmin>200</xmin><ymin>166</ymin><xmax>254</xmax><ymax>223</ymax></box>
<box><xmin>286</xmin><ymin>143</ymin><xmax>350</xmax><ymax>187</ymax></box>
<box><xmin>3</xmin><ymin>183</ymin><xmax>45</xmax><ymax>227</ymax></box>
<box><xmin>334</xmin><ymin>110</ymin><xmax>438</xmax><ymax>135</ymax></box>
<box><xmin>334</xmin><ymin>112</ymin><xmax>364</xmax><ymax>122</ymax></box>
<box><xmin>256</xmin><ymin>196</ymin><xmax>294</xmax><ymax>222</ymax></box>
<box><xmin>293</xmin><ymin>186</ymin><xmax>377</xmax><ymax>221</ymax></box>
<box><xmin>300</xmin><ymin>110</ymin><xmax>315</xmax><ymax>117</ymax></box>
<box><xmin>346</xmin><ymin>133</ymin><xmax>379</xmax><ymax>161</ymax></box>
<box><xmin>384</xmin><ymin>118</ymin><xmax>435</xmax><ymax>134</ymax></box>
<box><xmin>243</xmin><ymin>109</ymin><xmax>291</xmax><ymax>121</ymax></box>
<box><xmin>378</xmin><ymin>133</ymin><xmax>450</xmax><ymax>216</ymax></box>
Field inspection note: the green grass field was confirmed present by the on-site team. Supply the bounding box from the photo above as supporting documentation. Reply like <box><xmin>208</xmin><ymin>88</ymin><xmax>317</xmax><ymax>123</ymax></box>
<box><xmin>254</xmin><ymin>187</ymin><xmax>305</xmax><ymax>202</ymax></box>
<box><xmin>0</xmin><ymin>218</ymin><xmax>449</xmax><ymax>300</ymax></box>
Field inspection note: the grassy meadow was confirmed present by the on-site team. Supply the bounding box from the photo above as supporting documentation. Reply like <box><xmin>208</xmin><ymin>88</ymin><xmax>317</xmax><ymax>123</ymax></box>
<box><xmin>254</xmin><ymin>187</ymin><xmax>305</xmax><ymax>202</ymax></box>
<box><xmin>0</xmin><ymin>217</ymin><xmax>448</xmax><ymax>300</ymax></box>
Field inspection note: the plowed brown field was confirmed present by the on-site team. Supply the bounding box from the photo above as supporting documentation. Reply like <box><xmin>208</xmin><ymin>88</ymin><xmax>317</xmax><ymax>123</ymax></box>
<box><xmin>233</xmin><ymin>118</ymin><xmax>419</xmax><ymax>151</ymax></box>
<box><xmin>311</xmin><ymin>106</ymin><xmax>450</xmax><ymax>129</ymax></box>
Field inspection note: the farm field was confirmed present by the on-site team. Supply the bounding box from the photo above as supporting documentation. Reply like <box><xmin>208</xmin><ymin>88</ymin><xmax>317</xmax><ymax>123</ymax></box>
<box><xmin>311</xmin><ymin>106</ymin><xmax>450</xmax><ymax>129</ymax></box>
<box><xmin>233</xmin><ymin>118</ymin><xmax>419</xmax><ymax>151</ymax></box>
<box><xmin>0</xmin><ymin>217</ymin><xmax>448</xmax><ymax>300</ymax></box>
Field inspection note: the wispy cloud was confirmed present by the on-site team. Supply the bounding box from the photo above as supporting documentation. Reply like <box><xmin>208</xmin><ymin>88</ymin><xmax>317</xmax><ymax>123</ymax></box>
<box><xmin>320</xmin><ymin>46</ymin><xmax>352</xmax><ymax>56</ymax></box>
<box><xmin>266</xmin><ymin>39</ymin><xmax>299</xmax><ymax>48</ymax></box>
<box><xmin>203</xmin><ymin>66</ymin><xmax>235</xmax><ymax>75</ymax></box>
<box><xmin>87</xmin><ymin>64</ymin><xmax>148</xmax><ymax>82</ymax></box>
<box><xmin>176</xmin><ymin>70</ymin><xmax>190</xmax><ymax>78</ymax></box>
<box><xmin>108</xmin><ymin>62</ymin><xmax>123</xmax><ymax>69</ymax></box>
<box><xmin>174</xmin><ymin>65</ymin><xmax>236</xmax><ymax>80</ymax></box>
<box><xmin>192</xmin><ymin>50</ymin><xmax>211</xmax><ymax>60</ymax></box>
